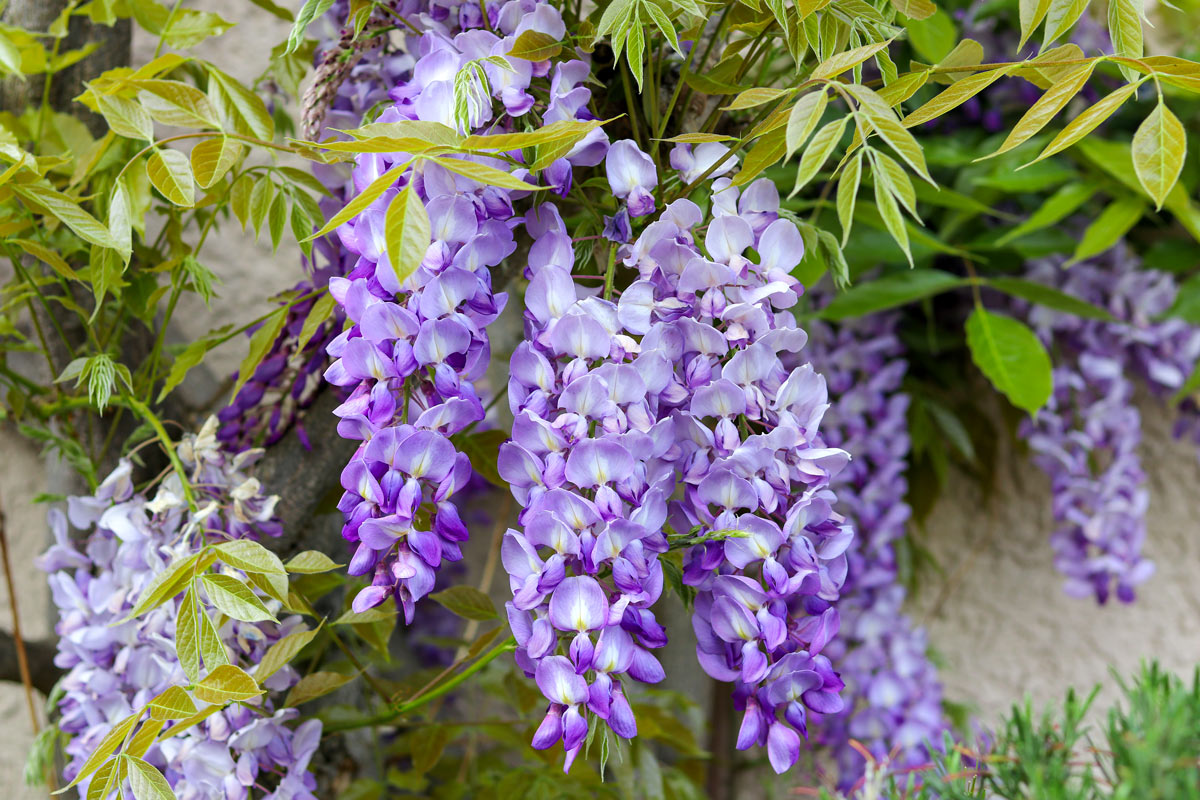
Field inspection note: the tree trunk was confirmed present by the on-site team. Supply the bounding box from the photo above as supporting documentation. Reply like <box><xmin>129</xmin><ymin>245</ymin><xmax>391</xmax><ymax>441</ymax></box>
<box><xmin>0</xmin><ymin>0</ymin><xmax>131</xmax><ymax>134</ymax></box>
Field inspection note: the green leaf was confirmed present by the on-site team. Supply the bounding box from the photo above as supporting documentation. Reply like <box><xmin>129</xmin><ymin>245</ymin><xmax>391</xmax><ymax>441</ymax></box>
<box><xmin>873</xmin><ymin>166</ymin><xmax>912</xmax><ymax>266</ymax></box>
<box><xmin>1029</xmin><ymin>82</ymin><xmax>1141</xmax><ymax>164</ymax></box>
<box><xmin>295</xmin><ymin>291</ymin><xmax>336</xmax><ymax>352</ymax></box>
<box><xmin>902</xmin><ymin>67</ymin><xmax>1013</xmax><ymax>128</ymax></box>
<box><xmin>984</xmin><ymin>62</ymin><xmax>1095</xmax><ymax>159</ymax></box>
<box><xmin>818</xmin><ymin>269</ymin><xmax>967</xmax><ymax>320</ymax></box>
<box><xmin>285</xmin><ymin>550</ymin><xmax>344</xmax><ymax>574</ymax></box>
<box><xmin>84</xmin><ymin>758</ymin><xmax>120</xmax><ymax>800</ymax></box>
<box><xmin>148</xmin><ymin>686</ymin><xmax>198</xmax><ymax>720</ymax></box>
<box><xmin>55</xmin><ymin>712</ymin><xmax>138</xmax><ymax>792</ymax></box>
<box><xmin>175</xmin><ymin>587</ymin><xmax>203</xmax><ymax>683</ymax></box>
<box><xmin>308</xmin><ymin>162</ymin><xmax>406</xmax><ymax>240</ymax></box>
<box><xmin>230</xmin><ymin>174</ymin><xmax>254</xmax><ymax>227</ymax></box>
<box><xmin>1108</xmin><ymin>0</ymin><xmax>1143</xmax><ymax>80</ymax></box>
<box><xmin>194</xmin><ymin>664</ymin><xmax>263</xmax><ymax>705</ymax></box>
<box><xmin>207</xmin><ymin>69</ymin><xmax>275</xmax><ymax>141</ymax></box>
<box><xmin>12</xmin><ymin>185</ymin><xmax>119</xmax><ymax>249</ymax></box>
<box><xmin>986</xmin><ymin>277</ymin><xmax>1116</xmax><ymax>321</ymax></box>
<box><xmin>785</xmin><ymin>90</ymin><xmax>828</xmax><ymax>160</ymax></box>
<box><xmin>157</xmin><ymin>326</ymin><xmax>232</xmax><ymax>402</ymax></box>
<box><xmin>724</xmin><ymin>87</ymin><xmax>792</xmax><ymax>111</ymax></box>
<box><xmin>450</xmin><ymin>429</ymin><xmax>508</xmax><ymax>487</ymax></box>
<box><xmin>11</xmin><ymin>237</ymin><xmax>79</xmax><ymax>281</ymax></box>
<box><xmin>790</xmin><ymin>116</ymin><xmax>848</xmax><ymax>195</ymax></box>
<box><xmin>1171</xmin><ymin>358</ymin><xmax>1200</xmax><ymax>405</ymax></box>
<box><xmin>810</xmin><ymin>39</ymin><xmax>893</xmax><ymax>80</ymax></box>
<box><xmin>964</xmin><ymin>308</ymin><xmax>1052</xmax><ymax>414</ymax></box>
<box><xmin>412</xmin><ymin>725</ymin><xmax>453</xmax><ymax>773</ymax></box>
<box><xmin>837</xmin><ymin>152</ymin><xmax>863</xmax><ymax>246</ymax></box>
<box><xmin>904</xmin><ymin>8</ymin><xmax>956</xmax><ymax>62</ymax></box>
<box><xmin>995</xmin><ymin>181</ymin><xmax>1095</xmax><ymax>245</ymax></box>
<box><xmin>731</xmin><ymin>127</ymin><xmax>786</xmax><ymax>188</ymax></box>
<box><xmin>231</xmin><ymin>307</ymin><xmax>288</xmax><ymax>400</ymax></box>
<box><xmin>429</xmin><ymin>585</ymin><xmax>499</xmax><ymax>621</ymax></box>
<box><xmin>1131</xmin><ymin>98</ymin><xmax>1186</xmax><ymax>211</ymax></box>
<box><xmin>190</xmin><ymin>136</ymin><xmax>244</xmax><ymax>188</ymax></box>
<box><xmin>125</xmin><ymin>551</ymin><xmax>213</xmax><ymax>620</ymax></box>
<box><xmin>1019</xmin><ymin>0</ymin><xmax>1053</xmax><ymax>49</ymax></box>
<box><xmin>268</xmin><ymin>191</ymin><xmax>288</xmax><ymax>251</ymax></box>
<box><xmin>890</xmin><ymin>0</ymin><xmax>935</xmax><ymax>20</ymax></box>
<box><xmin>334</xmin><ymin>605</ymin><xmax>396</xmax><ymax>625</ymax></box>
<box><xmin>507</xmin><ymin>29</ymin><xmax>561</xmax><ymax>61</ymax></box>
<box><xmin>95</xmin><ymin>93</ymin><xmax>154</xmax><ymax>141</ymax></box>
<box><xmin>1070</xmin><ymin>195</ymin><xmax>1145</xmax><ymax>263</ymax></box>
<box><xmin>126</xmin><ymin>719</ymin><xmax>165</xmax><ymax>759</ymax></box>
<box><xmin>384</xmin><ymin>185</ymin><xmax>432</xmax><ymax>288</ymax></box>
<box><xmin>213</xmin><ymin>539</ymin><xmax>287</xmax><ymax>575</ymax></box>
<box><xmin>109</xmin><ymin>181</ymin><xmax>133</xmax><ymax>264</ymax></box>
<box><xmin>200</xmin><ymin>573</ymin><xmax>276</xmax><ymax>623</ymax></box>
<box><xmin>147</xmin><ymin>148</ymin><xmax>195</xmax><ymax>206</ymax></box>
<box><xmin>255</xmin><ymin>626</ymin><xmax>319</xmax><ymax>681</ymax></box>
<box><xmin>285</xmin><ymin>0</ymin><xmax>337</xmax><ymax>55</ymax></box>
<box><xmin>460</xmin><ymin>118</ymin><xmax>605</xmax><ymax>152</ymax></box>
<box><xmin>847</xmin><ymin>84</ymin><xmax>932</xmax><ymax>184</ymax></box>
<box><xmin>816</xmin><ymin>229</ymin><xmax>851</xmax><ymax>289</ymax></box>
<box><xmin>1043</xmin><ymin>0</ymin><xmax>1091</xmax><ymax>45</ymax></box>
<box><xmin>126</xmin><ymin>757</ymin><xmax>176</xmax><ymax>800</ymax></box>
<box><xmin>135</xmin><ymin>80</ymin><xmax>219</xmax><ymax>129</ymax></box>
<box><xmin>284</xmin><ymin>670</ymin><xmax>356</xmax><ymax>707</ymax></box>
<box><xmin>431</xmin><ymin>156</ymin><xmax>543</xmax><ymax>190</ymax></box>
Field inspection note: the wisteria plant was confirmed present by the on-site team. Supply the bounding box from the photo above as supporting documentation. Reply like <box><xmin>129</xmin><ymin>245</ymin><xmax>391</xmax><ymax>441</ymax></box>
<box><xmin>2</xmin><ymin>0</ymin><xmax>1200</xmax><ymax>796</ymax></box>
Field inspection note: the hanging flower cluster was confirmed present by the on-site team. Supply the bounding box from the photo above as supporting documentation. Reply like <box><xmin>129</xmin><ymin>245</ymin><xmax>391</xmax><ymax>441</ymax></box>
<box><xmin>803</xmin><ymin>309</ymin><xmax>946</xmax><ymax>787</ymax></box>
<box><xmin>497</xmin><ymin>141</ymin><xmax>854</xmax><ymax>773</ymax></box>
<box><xmin>217</xmin><ymin>1</ymin><xmax>409</xmax><ymax>452</ymax></box>
<box><xmin>39</xmin><ymin>420</ymin><xmax>320</xmax><ymax>799</ymax></box>
<box><xmin>323</xmin><ymin>0</ymin><xmax>607</xmax><ymax>623</ymax></box>
<box><xmin>1014</xmin><ymin>244</ymin><xmax>1200</xmax><ymax>602</ymax></box>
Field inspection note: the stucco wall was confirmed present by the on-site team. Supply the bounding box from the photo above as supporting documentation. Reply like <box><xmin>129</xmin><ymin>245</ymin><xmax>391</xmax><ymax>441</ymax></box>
<box><xmin>2</xmin><ymin>2</ymin><xmax>1199</xmax><ymax>795</ymax></box>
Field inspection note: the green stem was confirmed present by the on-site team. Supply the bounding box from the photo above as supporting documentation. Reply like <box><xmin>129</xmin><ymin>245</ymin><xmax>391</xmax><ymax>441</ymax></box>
<box><xmin>155</xmin><ymin>0</ymin><xmax>185</xmax><ymax>58</ymax></box>
<box><xmin>323</xmin><ymin>637</ymin><xmax>517</xmax><ymax>734</ymax></box>
<box><xmin>124</xmin><ymin>395</ymin><xmax>197</xmax><ymax>512</ymax></box>
<box><xmin>620</xmin><ymin>65</ymin><xmax>645</xmax><ymax>150</ymax></box>
<box><xmin>603</xmin><ymin>244</ymin><xmax>618</xmax><ymax>302</ymax></box>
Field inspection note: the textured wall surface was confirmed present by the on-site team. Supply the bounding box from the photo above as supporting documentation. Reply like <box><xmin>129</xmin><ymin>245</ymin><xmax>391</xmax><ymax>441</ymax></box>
<box><xmin>2</xmin><ymin>2</ymin><xmax>1199</xmax><ymax>796</ymax></box>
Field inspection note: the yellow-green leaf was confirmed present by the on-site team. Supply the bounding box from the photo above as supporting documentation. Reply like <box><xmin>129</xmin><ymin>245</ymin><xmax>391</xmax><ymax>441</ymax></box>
<box><xmin>256</xmin><ymin>626</ymin><xmax>320</xmax><ymax>681</ymax></box>
<box><xmin>1043</xmin><ymin>0</ymin><xmax>1091</xmax><ymax>46</ymax></box>
<box><xmin>126</xmin><ymin>756</ymin><xmax>175</xmax><ymax>800</ymax></box>
<box><xmin>873</xmin><ymin>168</ymin><xmax>912</xmax><ymax>266</ymax></box>
<box><xmin>1019</xmin><ymin>0</ymin><xmax>1052</xmax><ymax>49</ymax></box>
<box><xmin>148</xmin><ymin>686</ymin><xmax>198</xmax><ymax>720</ymax></box>
<box><xmin>384</xmin><ymin>185</ymin><xmax>431</xmax><ymax>287</ymax></box>
<box><xmin>175</xmin><ymin>587</ymin><xmax>203</xmax><ymax>682</ymax></box>
<box><xmin>984</xmin><ymin>61</ymin><xmax>1095</xmax><ymax>160</ymax></box>
<box><xmin>431</xmin><ymin>156</ymin><xmax>543</xmax><ymax>190</ymax></box>
<box><xmin>1131</xmin><ymin>98</ymin><xmax>1186</xmax><ymax>210</ymax></box>
<box><xmin>846</xmin><ymin>84</ymin><xmax>932</xmax><ymax>184</ymax></box>
<box><xmin>460</xmin><ymin>118</ymin><xmax>605</xmax><ymax>151</ymax></box>
<box><xmin>507</xmin><ymin>29</ymin><xmax>561</xmax><ymax>61</ymax></box>
<box><xmin>429</xmin><ymin>585</ymin><xmax>498</xmax><ymax>621</ymax></box>
<box><xmin>295</xmin><ymin>291</ymin><xmax>336</xmax><ymax>352</ymax></box>
<box><xmin>724</xmin><ymin>87</ymin><xmax>792</xmax><ymax>111</ymax></box>
<box><xmin>194</xmin><ymin>664</ymin><xmax>263</xmax><ymax>705</ymax></box>
<box><xmin>134</xmin><ymin>80</ymin><xmax>220</xmax><ymax>128</ymax></box>
<box><xmin>731</xmin><ymin>127</ymin><xmax>786</xmax><ymax>188</ymax></box>
<box><xmin>200</xmin><ymin>573</ymin><xmax>276</xmax><ymax>623</ymax></box>
<box><xmin>785</xmin><ymin>90</ymin><xmax>828</xmax><ymax>159</ymax></box>
<box><xmin>285</xmin><ymin>550</ymin><xmax>343</xmax><ymax>573</ymax></box>
<box><xmin>11</xmin><ymin>237</ymin><xmax>79</xmax><ymax>280</ymax></box>
<box><xmin>147</xmin><ymin>148</ymin><xmax>195</xmax><ymax>206</ymax></box>
<box><xmin>901</xmin><ymin>67</ymin><xmax>1012</xmax><ymax>128</ymax></box>
<box><xmin>126</xmin><ymin>719</ymin><xmax>166</xmax><ymax>759</ymax></box>
<box><xmin>811</xmin><ymin>39</ymin><xmax>893</xmax><ymax>80</ymax></box>
<box><xmin>232</xmin><ymin>306</ymin><xmax>288</xmax><ymax>399</ymax></box>
<box><xmin>965</xmin><ymin>308</ymin><xmax>1052</xmax><ymax>414</ymax></box>
<box><xmin>12</xmin><ymin>185</ymin><xmax>119</xmax><ymax>249</ymax></box>
<box><xmin>208</xmin><ymin>68</ymin><xmax>275</xmax><ymax>140</ymax></box>
<box><xmin>1029</xmin><ymin>81</ymin><xmax>1141</xmax><ymax>164</ymax></box>
<box><xmin>891</xmin><ymin>0</ymin><xmax>936</xmax><ymax>20</ymax></box>
<box><xmin>1108</xmin><ymin>0</ymin><xmax>1143</xmax><ymax>80</ymax></box>
<box><xmin>56</xmin><ymin>712</ymin><xmax>138</xmax><ymax>791</ymax></box>
<box><xmin>284</xmin><ymin>670</ymin><xmax>356</xmax><ymax>707</ymax></box>
<box><xmin>837</xmin><ymin>150</ymin><xmax>863</xmax><ymax>246</ymax></box>
<box><xmin>995</xmin><ymin>181</ymin><xmax>1094</xmax><ymax>245</ymax></box>
<box><xmin>307</xmin><ymin>162</ymin><xmax>407</xmax><ymax>240</ymax></box>
<box><xmin>95</xmin><ymin>93</ymin><xmax>154</xmax><ymax>140</ymax></box>
<box><xmin>791</xmin><ymin>116</ymin><xmax>848</xmax><ymax>195</ymax></box>
<box><xmin>190</xmin><ymin>136</ymin><xmax>244</xmax><ymax>188</ymax></box>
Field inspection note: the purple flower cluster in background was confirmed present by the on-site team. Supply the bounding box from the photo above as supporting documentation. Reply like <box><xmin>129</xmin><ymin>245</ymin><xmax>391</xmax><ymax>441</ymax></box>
<box><xmin>497</xmin><ymin>139</ymin><xmax>855</xmax><ymax>773</ymax></box>
<box><xmin>217</xmin><ymin>1</ymin><xmax>410</xmax><ymax>452</ymax></box>
<box><xmin>1014</xmin><ymin>243</ymin><xmax>1200</xmax><ymax>603</ymax></box>
<box><xmin>803</xmin><ymin>308</ymin><xmax>946</xmax><ymax>787</ymax></box>
<box><xmin>40</xmin><ymin>419</ymin><xmax>320</xmax><ymax>799</ymax></box>
<box><xmin>323</xmin><ymin>0</ymin><xmax>606</xmax><ymax>624</ymax></box>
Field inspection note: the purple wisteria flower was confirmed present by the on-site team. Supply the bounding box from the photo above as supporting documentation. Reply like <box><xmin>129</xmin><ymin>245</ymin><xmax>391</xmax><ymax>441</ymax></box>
<box><xmin>40</xmin><ymin>419</ymin><xmax>320</xmax><ymax>799</ymax></box>
<box><xmin>1010</xmin><ymin>244</ymin><xmax>1200</xmax><ymax>603</ymax></box>
<box><xmin>498</xmin><ymin>142</ymin><xmax>855</xmax><ymax>774</ymax></box>
<box><xmin>322</xmin><ymin>0</ymin><xmax>609</xmax><ymax>623</ymax></box>
<box><xmin>803</xmin><ymin>308</ymin><xmax>946</xmax><ymax>787</ymax></box>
